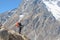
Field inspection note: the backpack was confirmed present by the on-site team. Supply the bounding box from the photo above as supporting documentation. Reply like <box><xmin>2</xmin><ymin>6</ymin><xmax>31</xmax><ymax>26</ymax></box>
<box><xmin>15</xmin><ymin>22</ymin><xmax>20</xmax><ymax>27</ymax></box>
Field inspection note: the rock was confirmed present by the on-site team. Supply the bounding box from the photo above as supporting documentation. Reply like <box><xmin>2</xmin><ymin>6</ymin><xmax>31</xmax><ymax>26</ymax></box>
<box><xmin>0</xmin><ymin>28</ymin><xmax>9</xmax><ymax>40</ymax></box>
<box><xmin>0</xmin><ymin>28</ymin><xmax>29</xmax><ymax>40</ymax></box>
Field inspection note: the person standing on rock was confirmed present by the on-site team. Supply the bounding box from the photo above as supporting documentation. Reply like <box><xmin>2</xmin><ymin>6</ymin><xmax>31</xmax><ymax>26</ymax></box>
<box><xmin>15</xmin><ymin>15</ymin><xmax>24</xmax><ymax>34</ymax></box>
<box><xmin>15</xmin><ymin>22</ymin><xmax>23</xmax><ymax>34</ymax></box>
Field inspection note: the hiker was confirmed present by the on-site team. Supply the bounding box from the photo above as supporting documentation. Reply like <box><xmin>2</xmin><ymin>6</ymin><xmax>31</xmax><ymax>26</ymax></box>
<box><xmin>15</xmin><ymin>22</ymin><xmax>23</xmax><ymax>34</ymax></box>
<box><xmin>15</xmin><ymin>15</ymin><xmax>24</xmax><ymax>34</ymax></box>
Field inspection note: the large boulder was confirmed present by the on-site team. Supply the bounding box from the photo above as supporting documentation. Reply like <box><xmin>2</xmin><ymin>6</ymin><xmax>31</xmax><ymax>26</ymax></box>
<box><xmin>0</xmin><ymin>28</ymin><xmax>29</xmax><ymax>40</ymax></box>
<box><xmin>0</xmin><ymin>28</ymin><xmax>9</xmax><ymax>40</ymax></box>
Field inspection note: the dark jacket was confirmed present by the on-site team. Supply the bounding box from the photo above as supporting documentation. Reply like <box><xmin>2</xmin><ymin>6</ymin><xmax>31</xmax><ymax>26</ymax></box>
<box><xmin>18</xmin><ymin>23</ymin><xmax>23</xmax><ymax>34</ymax></box>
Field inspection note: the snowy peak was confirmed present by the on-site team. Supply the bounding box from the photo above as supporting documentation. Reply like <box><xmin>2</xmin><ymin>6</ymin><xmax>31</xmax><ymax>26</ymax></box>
<box><xmin>43</xmin><ymin>0</ymin><xmax>60</xmax><ymax>20</ymax></box>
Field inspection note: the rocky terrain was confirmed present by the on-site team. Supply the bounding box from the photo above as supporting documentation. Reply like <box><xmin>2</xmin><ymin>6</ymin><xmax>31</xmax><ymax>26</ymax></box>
<box><xmin>0</xmin><ymin>27</ymin><xmax>29</xmax><ymax>40</ymax></box>
<box><xmin>0</xmin><ymin>0</ymin><xmax>60</xmax><ymax>40</ymax></box>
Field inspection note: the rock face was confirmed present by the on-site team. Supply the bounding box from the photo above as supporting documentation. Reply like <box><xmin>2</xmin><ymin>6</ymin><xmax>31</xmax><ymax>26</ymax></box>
<box><xmin>0</xmin><ymin>28</ymin><xmax>9</xmax><ymax>40</ymax></box>
<box><xmin>19</xmin><ymin>0</ymin><xmax>60</xmax><ymax>40</ymax></box>
<box><xmin>57</xmin><ymin>1</ymin><xmax>60</xmax><ymax>7</ymax></box>
<box><xmin>0</xmin><ymin>28</ymin><xmax>29</xmax><ymax>40</ymax></box>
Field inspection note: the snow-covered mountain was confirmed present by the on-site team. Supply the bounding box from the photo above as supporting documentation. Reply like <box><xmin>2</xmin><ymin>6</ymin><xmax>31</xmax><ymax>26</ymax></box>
<box><xmin>43</xmin><ymin>0</ymin><xmax>60</xmax><ymax>20</ymax></box>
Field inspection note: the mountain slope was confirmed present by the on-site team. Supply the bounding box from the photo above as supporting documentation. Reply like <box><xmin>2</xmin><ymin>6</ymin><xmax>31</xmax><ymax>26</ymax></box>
<box><xmin>19</xmin><ymin>0</ymin><xmax>60</xmax><ymax>40</ymax></box>
<box><xmin>0</xmin><ymin>8</ymin><xmax>17</xmax><ymax>24</ymax></box>
<box><xmin>1</xmin><ymin>0</ymin><xmax>60</xmax><ymax>40</ymax></box>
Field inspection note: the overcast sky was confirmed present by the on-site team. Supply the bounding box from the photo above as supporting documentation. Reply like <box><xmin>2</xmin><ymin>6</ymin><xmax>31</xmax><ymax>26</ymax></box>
<box><xmin>0</xmin><ymin>0</ymin><xmax>22</xmax><ymax>13</ymax></box>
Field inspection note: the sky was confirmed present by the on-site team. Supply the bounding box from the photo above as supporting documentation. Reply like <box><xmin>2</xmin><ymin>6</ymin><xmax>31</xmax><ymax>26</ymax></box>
<box><xmin>0</xmin><ymin>0</ymin><xmax>22</xmax><ymax>13</ymax></box>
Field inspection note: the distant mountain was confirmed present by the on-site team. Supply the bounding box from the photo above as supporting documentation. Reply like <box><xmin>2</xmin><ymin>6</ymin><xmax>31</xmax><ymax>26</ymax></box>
<box><xmin>0</xmin><ymin>8</ymin><xmax>17</xmax><ymax>24</ymax></box>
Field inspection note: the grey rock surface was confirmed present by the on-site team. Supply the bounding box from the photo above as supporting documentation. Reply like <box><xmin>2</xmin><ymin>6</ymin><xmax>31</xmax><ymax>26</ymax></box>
<box><xmin>0</xmin><ymin>28</ymin><xmax>9</xmax><ymax>40</ymax></box>
<box><xmin>57</xmin><ymin>1</ymin><xmax>60</xmax><ymax>7</ymax></box>
<box><xmin>20</xmin><ymin>0</ymin><xmax>60</xmax><ymax>40</ymax></box>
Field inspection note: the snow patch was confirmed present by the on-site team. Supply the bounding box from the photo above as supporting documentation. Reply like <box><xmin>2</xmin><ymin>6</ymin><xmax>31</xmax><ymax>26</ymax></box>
<box><xmin>43</xmin><ymin>1</ymin><xmax>60</xmax><ymax>20</ymax></box>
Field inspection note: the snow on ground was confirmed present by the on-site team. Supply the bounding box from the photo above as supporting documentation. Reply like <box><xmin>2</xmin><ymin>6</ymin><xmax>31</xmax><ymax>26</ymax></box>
<box><xmin>43</xmin><ymin>0</ymin><xmax>60</xmax><ymax>20</ymax></box>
